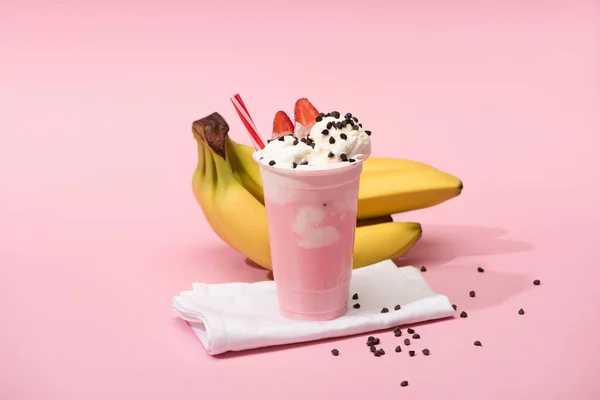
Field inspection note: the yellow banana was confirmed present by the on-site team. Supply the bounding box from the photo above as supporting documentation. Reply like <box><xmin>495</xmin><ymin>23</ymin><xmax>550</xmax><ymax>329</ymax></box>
<box><xmin>226</xmin><ymin>139</ymin><xmax>462</xmax><ymax>219</ymax></box>
<box><xmin>191</xmin><ymin>113</ymin><xmax>422</xmax><ymax>270</ymax></box>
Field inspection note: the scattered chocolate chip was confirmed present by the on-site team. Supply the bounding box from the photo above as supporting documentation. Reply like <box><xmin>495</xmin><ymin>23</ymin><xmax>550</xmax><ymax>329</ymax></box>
<box><xmin>278</xmin><ymin>136</ymin><xmax>285</xmax><ymax>141</ymax></box>
<box><xmin>460</xmin><ymin>311</ymin><xmax>468</xmax><ymax>318</ymax></box>
<box><xmin>301</xmin><ymin>161</ymin><xmax>309</xmax><ymax>165</ymax></box>
<box><xmin>352</xmin><ymin>293</ymin><xmax>358</xmax><ymax>300</ymax></box>
<box><xmin>452</xmin><ymin>304</ymin><xmax>457</xmax><ymax>310</ymax></box>
<box><xmin>395</xmin><ymin>345</ymin><xmax>402</xmax><ymax>352</ymax></box>
<box><xmin>422</xmin><ymin>348</ymin><xmax>430</xmax><ymax>356</ymax></box>
<box><xmin>381</xmin><ymin>307</ymin><xmax>389</xmax><ymax>313</ymax></box>
<box><xmin>400</xmin><ymin>380</ymin><xmax>409</xmax><ymax>387</ymax></box>
<box><xmin>412</xmin><ymin>334</ymin><xmax>421</xmax><ymax>339</ymax></box>
<box><xmin>365</xmin><ymin>130</ymin><xmax>371</xmax><ymax>136</ymax></box>
<box><xmin>367</xmin><ymin>336</ymin><xmax>374</xmax><ymax>341</ymax></box>
<box><xmin>268</xmin><ymin>160</ymin><xmax>276</xmax><ymax>166</ymax></box>
<box><xmin>326</xmin><ymin>122</ymin><xmax>334</xmax><ymax>129</ymax></box>
<box><xmin>328</xmin><ymin>151</ymin><xmax>334</xmax><ymax>158</ymax></box>
<box><xmin>393</xmin><ymin>327</ymin><xmax>401</xmax><ymax>333</ymax></box>
<box><xmin>340</xmin><ymin>133</ymin><xmax>348</xmax><ymax>140</ymax></box>
<box><xmin>404</xmin><ymin>339</ymin><xmax>410</xmax><ymax>345</ymax></box>
<box><xmin>477</xmin><ymin>267</ymin><xmax>485</xmax><ymax>273</ymax></box>
<box><xmin>331</xmin><ymin>349</ymin><xmax>339</xmax><ymax>356</ymax></box>
<box><xmin>373</xmin><ymin>338</ymin><xmax>380</xmax><ymax>345</ymax></box>
<box><xmin>518</xmin><ymin>308</ymin><xmax>525</xmax><ymax>315</ymax></box>
<box><xmin>331</xmin><ymin>111</ymin><xmax>340</xmax><ymax>118</ymax></box>
<box><xmin>533</xmin><ymin>279</ymin><xmax>541</xmax><ymax>285</ymax></box>
<box><xmin>374</xmin><ymin>350</ymin><xmax>381</xmax><ymax>357</ymax></box>
<box><xmin>344</xmin><ymin>113</ymin><xmax>352</xmax><ymax>119</ymax></box>
<box><xmin>358</xmin><ymin>123</ymin><xmax>363</xmax><ymax>127</ymax></box>
<box><xmin>329</xmin><ymin>136</ymin><xmax>336</xmax><ymax>144</ymax></box>
<box><xmin>469</xmin><ymin>291</ymin><xmax>476</xmax><ymax>298</ymax></box>
<box><xmin>316</xmin><ymin>115</ymin><xmax>323</xmax><ymax>122</ymax></box>
<box><xmin>420</xmin><ymin>266</ymin><xmax>427</xmax><ymax>272</ymax></box>
<box><xmin>408</xmin><ymin>350</ymin><xmax>415</xmax><ymax>357</ymax></box>
<box><xmin>300</xmin><ymin>138</ymin><xmax>307</xmax><ymax>143</ymax></box>
<box><xmin>352</xmin><ymin>117</ymin><xmax>358</xmax><ymax>122</ymax></box>
<box><xmin>370</xmin><ymin>345</ymin><xmax>376</xmax><ymax>352</ymax></box>
<box><xmin>325</xmin><ymin>113</ymin><xmax>331</xmax><ymax>117</ymax></box>
<box><xmin>318</xmin><ymin>112</ymin><xmax>325</xmax><ymax>117</ymax></box>
<box><xmin>353</xmin><ymin>303</ymin><xmax>361</xmax><ymax>309</ymax></box>
<box><xmin>293</xmin><ymin>139</ymin><xmax>299</xmax><ymax>145</ymax></box>
<box><xmin>267</xmin><ymin>139</ymin><xmax>272</xmax><ymax>144</ymax></box>
<box><xmin>340</xmin><ymin>153</ymin><xmax>348</xmax><ymax>162</ymax></box>
<box><xmin>379</xmin><ymin>349</ymin><xmax>385</xmax><ymax>355</ymax></box>
<box><xmin>474</xmin><ymin>341</ymin><xmax>482</xmax><ymax>347</ymax></box>
<box><xmin>407</xmin><ymin>328</ymin><xmax>415</xmax><ymax>334</ymax></box>
<box><xmin>394</xmin><ymin>304</ymin><xmax>401</xmax><ymax>310</ymax></box>
<box><xmin>352</xmin><ymin>125</ymin><xmax>359</xmax><ymax>130</ymax></box>
<box><xmin>394</xmin><ymin>330</ymin><xmax>402</xmax><ymax>337</ymax></box>
<box><xmin>323</xmin><ymin>203</ymin><xmax>327</xmax><ymax>206</ymax></box>
<box><xmin>321</xmin><ymin>129</ymin><xmax>329</xmax><ymax>135</ymax></box>
<box><xmin>349</xmin><ymin>158</ymin><xmax>356</xmax><ymax>162</ymax></box>
<box><xmin>292</xmin><ymin>162</ymin><xmax>297</xmax><ymax>169</ymax></box>
<box><xmin>346</xmin><ymin>118</ymin><xmax>355</xmax><ymax>126</ymax></box>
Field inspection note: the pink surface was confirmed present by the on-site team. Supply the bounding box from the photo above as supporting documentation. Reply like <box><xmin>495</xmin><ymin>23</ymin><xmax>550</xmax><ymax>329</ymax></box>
<box><xmin>1</xmin><ymin>1</ymin><xmax>599</xmax><ymax>399</ymax></box>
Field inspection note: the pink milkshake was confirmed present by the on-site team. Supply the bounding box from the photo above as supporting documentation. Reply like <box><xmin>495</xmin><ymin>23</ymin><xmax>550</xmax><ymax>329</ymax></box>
<box><xmin>253</xmin><ymin>99</ymin><xmax>372</xmax><ymax>321</ymax></box>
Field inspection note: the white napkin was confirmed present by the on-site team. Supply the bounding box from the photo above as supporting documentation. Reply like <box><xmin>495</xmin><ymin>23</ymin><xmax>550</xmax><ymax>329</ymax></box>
<box><xmin>172</xmin><ymin>260</ymin><xmax>454</xmax><ymax>355</ymax></box>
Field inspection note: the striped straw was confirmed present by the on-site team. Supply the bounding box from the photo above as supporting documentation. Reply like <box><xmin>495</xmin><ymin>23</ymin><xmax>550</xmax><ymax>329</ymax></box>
<box><xmin>230</xmin><ymin>94</ymin><xmax>265</xmax><ymax>150</ymax></box>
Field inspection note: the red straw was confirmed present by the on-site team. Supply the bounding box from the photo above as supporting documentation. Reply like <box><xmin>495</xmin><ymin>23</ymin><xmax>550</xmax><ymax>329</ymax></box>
<box><xmin>230</xmin><ymin>94</ymin><xmax>265</xmax><ymax>150</ymax></box>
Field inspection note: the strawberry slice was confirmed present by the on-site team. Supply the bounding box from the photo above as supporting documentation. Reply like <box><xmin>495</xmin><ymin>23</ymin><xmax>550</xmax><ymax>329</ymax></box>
<box><xmin>272</xmin><ymin>111</ymin><xmax>294</xmax><ymax>137</ymax></box>
<box><xmin>294</xmin><ymin>98</ymin><xmax>320</xmax><ymax>129</ymax></box>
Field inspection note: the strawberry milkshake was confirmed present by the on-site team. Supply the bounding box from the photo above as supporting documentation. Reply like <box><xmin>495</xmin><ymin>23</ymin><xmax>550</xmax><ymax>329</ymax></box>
<box><xmin>253</xmin><ymin>98</ymin><xmax>372</xmax><ymax>321</ymax></box>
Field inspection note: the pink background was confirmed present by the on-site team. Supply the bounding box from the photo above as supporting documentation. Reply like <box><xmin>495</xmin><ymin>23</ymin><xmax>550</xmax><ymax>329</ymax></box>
<box><xmin>1</xmin><ymin>0</ymin><xmax>599</xmax><ymax>399</ymax></box>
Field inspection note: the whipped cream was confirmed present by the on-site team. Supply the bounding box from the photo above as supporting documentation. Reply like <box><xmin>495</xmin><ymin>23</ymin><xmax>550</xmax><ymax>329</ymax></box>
<box><xmin>254</xmin><ymin>113</ymin><xmax>372</xmax><ymax>170</ymax></box>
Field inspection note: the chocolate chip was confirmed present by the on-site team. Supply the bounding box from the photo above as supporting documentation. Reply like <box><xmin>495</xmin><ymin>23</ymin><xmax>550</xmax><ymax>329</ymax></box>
<box><xmin>400</xmin><ymin>381</ymin><xmax>409</xmax><ymax>387</ymax></box>
<box><xmin>301</xmin><ymin>160</ymin><xmax>309</xmax><ymax>165</ymax></box>
<box><xmin>420</xmin><ymin>266</ymin><xmax>427</xmax><ymax>272</ymax></box>
<box><xmin>325</xmin><ymin>113</ymin><xmax>331</xmax><ymax>117</ymax></box>
<box><xmin>268</xmin><ymin>160</ymin><xmax>276</xmax><ymax>166</ymax></box>
<box><xmin>259</xmin><ymin>157</ymin><xmax>264</xmax><ymax>160</ymax></box>
<box><xmin>293</xmin><ymin>139</ymin><xmax>299</xmax><ymax>145</ymax></box>
<box><xmin>394</xmin><ymin>330</ymin><xmax>402</xmax><ymax>337</ymax></box>
<box><xmin>349</xmin><ymin>158</ymin><xmax>356</xmax><ymax>162</ymax></box>
<box><xmin>346</xmin><ymin>118</ymin><xmax>355</xmax><ymax>126</ymax></box>
<box><xmin>335</xmin><ymin>121</ymin><xmax>343</xmax><ymax>129</ymax></box>
<box><xmin>331</xmin><ymin>111</ymin><xmax>340</xmax><ymax>118</ymax></box>
<box><xmin>318</xmin><ymin>112</ymin><xmax>325</xmax><ymax>117</ymax></box>
<box><xmin>331</xmin><ymin>349</ymin><xmax>339</xmax><ymax>356</ymax></box>
<box><xmin>292</xmin><ymin>162</ymin><xmax>297</xmax><ymax>169</ymax></box>
<box><xmin>518</xmin><ymin>308</ymin><xmax>525</xmax><ymax>315</ymax></box>
<box><xmin>300</xmin><ymin>137</ymin><xmax>306</xmax><ymax>143</ymax></box>
<box><xmin>316</xmin><ymin>115</ymin><xmax>323</xmax><ymax>122</ymax></box>
<box><xmin>267</xmin><ymin>139</ymin><xmax>272</xmax><ymax>144</ymax></box>
<box><xmin>477</xmin><ymin>267</ymin><xmax>485</xmax><ymax>273</ymax></box>
<box><xmin>408</xmin><ymin>350</ymin><xmax>415</xmax><ymax>357</ymax></box>
<box><xmin>460</xmin><ymin>311</ymin><xmax>468</xmax><ymax>318</ymax></box>
<box><xmin>328</xmin><ymin>152</ymin><xmax>334</xmax><ymax>158</ymax></box>
<box><xmin>352</xmin><ymin>117</ymin><xmax>358</xmax><ymax>122</ymax></box>
<box><xmin>374</xmin><ymin>350</ymin><xmax>381</xmax><ymax>357</ymax></box>
<box><xmin>404</xmin><ymin>339</ymin><xmax>410</xmax><ymax>345</ymax></box>
<box><xmin>374</xmin><ymin>338</ymin><xmax>380</xmax><ymax>345</ymax></box>
<box><xmin>340</xmin><ymin>153</ymin><xmax>348</xmax><ymax>161</ymax></box>
<box><xmin>422</xmin><ymin>348</ymin><xmax>430</xmax><ymax>356</ymax></box>
<box><xmin>379</xmin><ymin>349</ymin><xmax>385</xmax><ymax>355</ymax></box>
<box><xmin>370</xmin><ymin>345</ymin><xmax>376</xmax><ymax>352</ymax></box>
<box><xmin>329</xmin><ymin>136</ymin><xmax>336</xmax><ymax>144</ymax></box>
<box><xmin>469</xmin><ymin>291</ymin><xmax>476</xmax><ymax>298</ymax></box>
<box><xmin>358</xmin><ymin>123</ymin><xmax>363</xmax><ymax>127</ymax></box>
<box><xmin>365</xmin><ymin>130</ymin><xmax>371</xmax><ymax>136</ymax></box>
<box><xmin>393</xmin><ymin>327</ymin><xmax>401</xmax><ymax>333</ymax></box>
<box><xmin>352</xmin><ymin>125</ymin><xmax>359</xmax><ymax>130</ymax></box>
<box><xmin>407</xmin><ymin>328</ymin><xmax>415</xmax><ymax>334</ymax></box>
<box><xmin>321</xmin><ymin>129</ymin><xmax>329</xmax><ymax>135</ymax></box>
<box><xmin>340</xmin><ymin>133</ymin><xmax>348</xmax><ymax>140</ymax></box>
<box><xmin>395</xmin><ymin>345</ymin><xmax>401</xmax><ymax>353</ymax></box>
<box><xmin>412</xmin><ymin>334</ymin><xmax>421</xmax><ymax>339</ymax></box>
<box><xmin>367</xmin><ymin>336</ymin><xmax>374</xmax><ymax>341</ymax></box>
<box><xmin>353</xmin><ymin>303</ymin><xmax>361</xmax><ymax>309</ymax></box>
<box><xmin>394</xmin><ymin>304</ymin><xmax>401</xmax><ymax>310</ymax></box>
<box><xmin>452</xmin><ymin>304</ymin><xmax>457</xmax><ymax>310</ymax></box>
<box><xmin>474</xmin><ymin>341</ymin><xmax>482</xmax><ymax>347</ymax></box>
<box><xmin>381</xmin><ymin>307</ymin><xmax>389</xmax><ymax>313</ymax></box>
<box><xmin>277</xmin><ymin>136</ymin><xmax>285</xmax><ymax>141</ymax></box>
<box><xmin>533</xmin><ymin>279</ymin><xmax>541</xmax><ymax>285</ymax></box>
<box><xmin>344</xmin><ymin>113</ymin><xmax>352</xmax><ymax>119</ymax></box>
<box><xmin>326</xmin><ymin>122</ymin><xmax>333</xmax><ymax>129</ymax></box>
<box><xmin>352</xmin><ymin>293</ymin><xmax>358</xmax><ymax>300</ymax></box>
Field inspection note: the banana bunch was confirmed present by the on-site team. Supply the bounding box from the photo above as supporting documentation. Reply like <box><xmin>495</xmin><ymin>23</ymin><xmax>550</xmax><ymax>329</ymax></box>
<box><xmin>191</xmin><ymin>111</ymin><xmax>462</xmax><ymax>271</ymax></box>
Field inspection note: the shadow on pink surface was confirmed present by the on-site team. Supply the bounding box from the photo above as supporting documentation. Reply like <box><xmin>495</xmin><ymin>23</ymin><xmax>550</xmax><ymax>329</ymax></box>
<box><xmin>398</xmin><ymin>224</ymin><xmax>533</xmax><ymax>267</ymax></box>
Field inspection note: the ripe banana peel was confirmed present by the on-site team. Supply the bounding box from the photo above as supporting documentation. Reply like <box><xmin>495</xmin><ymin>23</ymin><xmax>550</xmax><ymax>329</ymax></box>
<box><xmin>191</xmin><ymin>112</ymin><xmax>462</xmax><ymax>271</ymax></box>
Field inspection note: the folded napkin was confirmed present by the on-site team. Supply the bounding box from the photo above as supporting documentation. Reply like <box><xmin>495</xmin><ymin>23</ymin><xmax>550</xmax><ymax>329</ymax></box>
<box><xmin>172</xmin><ymin>260</ymin><xmax>454</xmax><ymax>355</ymax></box>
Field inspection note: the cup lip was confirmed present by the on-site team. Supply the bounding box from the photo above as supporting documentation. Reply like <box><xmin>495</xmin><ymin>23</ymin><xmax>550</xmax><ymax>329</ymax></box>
<box><xmin>251</xmin><ymin>151</ymin><xmax>367</xmax><ymax>177</ymax></box>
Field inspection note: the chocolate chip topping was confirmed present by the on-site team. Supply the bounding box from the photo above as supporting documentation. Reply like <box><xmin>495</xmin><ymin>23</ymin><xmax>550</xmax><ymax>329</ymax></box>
<box><xmin>329</xmin><ymin>136</ymin><xmax>336</xmax><ymax>144</ymax></box>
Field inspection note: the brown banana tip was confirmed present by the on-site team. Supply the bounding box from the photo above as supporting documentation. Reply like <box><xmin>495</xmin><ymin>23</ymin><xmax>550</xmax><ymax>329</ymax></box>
<box><xmin>192</xmin><ymin>112</ymin><xmax>229</xmax><ymax>159</ymax></box>
<box><xmin>458</xmin><ymin>180</ymin><xmax>464</xmax><ymax>192</ymax></box>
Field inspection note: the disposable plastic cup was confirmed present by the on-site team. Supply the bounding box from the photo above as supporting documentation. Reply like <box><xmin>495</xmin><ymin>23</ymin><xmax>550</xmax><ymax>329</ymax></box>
<box><xmin>254</xmin><ymin>157</ymin><xmax>364</xmax><ymax>321</ymax></box>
